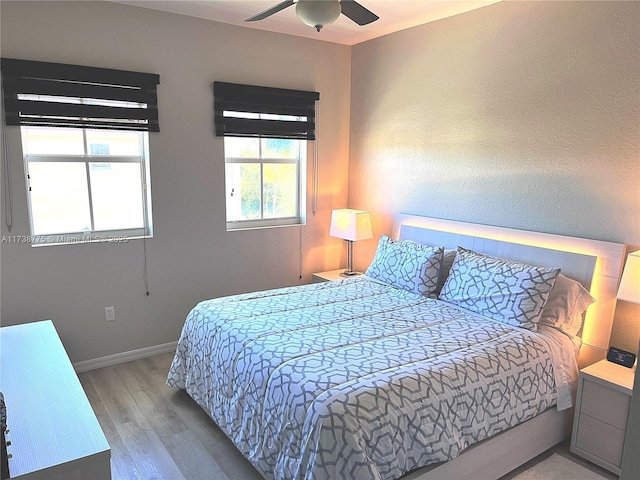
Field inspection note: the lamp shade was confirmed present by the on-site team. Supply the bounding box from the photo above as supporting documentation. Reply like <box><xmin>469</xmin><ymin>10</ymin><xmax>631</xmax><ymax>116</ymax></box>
<box><xmin>296</xmin><ymin>0</ymin><xmax>341</xmax><ymax>31</ymax></box>
<box><xmin>330</xmin><ymin>209</ymin><xmax>372</xmax><ymax>242</ymax></box>
<box><xmin>618</xmin><ymin>250</ymin><xmax>640</xmax><ymax>304</ymax></box>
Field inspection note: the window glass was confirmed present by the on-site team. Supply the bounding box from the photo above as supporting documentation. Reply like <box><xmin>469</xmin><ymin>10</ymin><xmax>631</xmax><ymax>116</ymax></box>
<box><xmin>226</xmin><ymin>163</ymin><xmax>261</xmax><ymax>221</ymax></box>
<box><xmin>260</xmin><ymin>113</ymin><xmax>299</xmax><ymax>122</ymax></box>
<box><xmin>85</xmin><ymin>130</ymin><xmax>142</xmax><ymax>156</ymax></box>
<box><xmin>21</xmin><ymin>127</ymin><xmax>84</xmax><ymax>155</ymax></box>
<box><xmin>225</xmin><ymin>136</ymin><xmax>260</xmax><ymax>158</ymax></box>
<box><xmin>28</xmin><ymin>162</ymin><xmax>91</xmax><ymax>235</ymax></box>
<box><xmin>89</xmin><ymin>162</ymin><xmax>144</xmax><ymax>231</ymax></box>
<box><xmin>263</xmin><ymin>163</ymin><xmax>297</xmax><ymax>218</ymax></box>
<box><xmin>223</xmin><ymin>111</ymin><xmax>259</xmax><ymax>119</ymax></box>
<box><xmin>262</xmin><ymin>138</ymin><xmax>298</xmax><ymax>159</ymax></box>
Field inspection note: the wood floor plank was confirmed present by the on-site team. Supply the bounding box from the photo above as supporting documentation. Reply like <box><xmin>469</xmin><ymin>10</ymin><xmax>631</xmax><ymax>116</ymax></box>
<box><xmin>161</xmin><ymin>429</ymin><xmax>232</xmax><ymax>480</ymax></box>
<box><xmin>117</xmin><ymin>420</ymin><xmax>187</xmax><ymax>480</ymax></box>
<box><xmin>86</xmin><ymin>365</ymin><xmax>147</xmax><ymax>427</ymax></box>
<box><xmin>82</xmin><ymin>355</ymin><xmax>262</xmax><ymax>479</ymax></box>
<box><xmin>165</xmin><ymin>388</ymin><xmax>230</xmax><ymax>446</ymax></box>
<box><xmin>79</xmin><ymin>372</ymin><xmax>145</xmax><ymax>480</ymax></box>
<box><xmin>208</xmin><ymin>435</ymin><xmax>264</xmax><ymax>480</ymax></box>
<box><xmin>113</xmin><ymin>358</ymin><xmax>156</xmax><ymax>394</ymax></box>
<box><xmin>142</xmin><ymin>352</ymin><xmax>174</xmax><ymax>376</ymax></box>
<box><xmin>130</xmin><ymin>387</ymin><xmax>188</xmax><ymax>439</ymax></box>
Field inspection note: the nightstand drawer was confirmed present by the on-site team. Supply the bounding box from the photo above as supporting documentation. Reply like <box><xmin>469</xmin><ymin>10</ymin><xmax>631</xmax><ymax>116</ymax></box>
<box><xmin>575</xmin><ymin>413</ymin><xmax>626</xmax><ymax>468</ymax></box>
<box><xmin>581</xmin><ymin>379</ymin><xmax>630</xmax><ymax>429</ymax></box>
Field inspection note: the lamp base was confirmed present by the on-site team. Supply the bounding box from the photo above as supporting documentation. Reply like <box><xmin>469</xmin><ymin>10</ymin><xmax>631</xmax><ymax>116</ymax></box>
<box><xmin>340</xmin><ymin>270</ymin><xmax>362</xmax><ymax>277</ymax></box>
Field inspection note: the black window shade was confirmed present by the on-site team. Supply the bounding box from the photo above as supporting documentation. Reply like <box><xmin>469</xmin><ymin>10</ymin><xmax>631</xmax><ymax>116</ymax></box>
<box><xmin>1</xmin><ymin>58</ymin><xmax>160</xmax><ymax>132</ymax></box>
<box><xmin>214</xmin><ymin>81</ymin><xmax>320</xmax><ymax>140</ymax></box>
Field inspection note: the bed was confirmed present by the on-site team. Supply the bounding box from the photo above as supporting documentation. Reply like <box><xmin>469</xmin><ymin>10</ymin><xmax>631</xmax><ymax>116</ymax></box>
<box><xmin>167</xmin><ymin>215</ymin><xmax>627</xmax><ymax>480</ymax></box>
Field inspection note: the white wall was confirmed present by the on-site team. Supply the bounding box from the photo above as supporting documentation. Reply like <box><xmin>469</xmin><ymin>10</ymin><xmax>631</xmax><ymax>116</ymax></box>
<box><xmin>0</xmin><ymin>1</ymin><xmax>352</xmax><ymax>362</ymax></box>
<box><xmin>348</xmin><ymin>1</ymin><xmax>640</xmax><ymax>351</ymax></box>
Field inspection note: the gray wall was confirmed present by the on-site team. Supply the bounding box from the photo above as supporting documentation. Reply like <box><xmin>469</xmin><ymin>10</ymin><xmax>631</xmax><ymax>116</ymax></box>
<box><xmin>0</xmin><ymin>1</ymin><xmax>352</xmax><ymax>362</ymax></box>
<box><xmin>349</xmin><ymin>0</ymin><xmax>640</xmax><ymax>352</ymax></box>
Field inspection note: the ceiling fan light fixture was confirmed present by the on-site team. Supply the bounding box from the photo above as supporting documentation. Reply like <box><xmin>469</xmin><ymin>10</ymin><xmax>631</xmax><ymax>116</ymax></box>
<box><xmin>295</xmin><ymin>0</ymin><xmax>342</xmax><ymax>32</ymax></box>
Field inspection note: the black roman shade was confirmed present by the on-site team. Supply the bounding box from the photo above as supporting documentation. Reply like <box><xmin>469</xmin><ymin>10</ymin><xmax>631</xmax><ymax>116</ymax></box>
<box><xmin>214</xmin><ymin>81</ymin><xmax>320</xmax><ymax>140</ymax></box>
<box><xmin>1</xmin><ymin>58</ymin><xmax>160</xmax><ymax>132</ymax></box>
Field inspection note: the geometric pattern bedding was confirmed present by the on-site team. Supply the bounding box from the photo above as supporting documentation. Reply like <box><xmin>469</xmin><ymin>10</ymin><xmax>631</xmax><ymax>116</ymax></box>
<box><xmin>167</xmin><ymin>276</ymin><xmax>575</xmax><ymax>480</ymax></box>
<box><xmin>439</xmin><ymin>247</ymin><xmax>560</xmax><ymax>331</ymax></box>
<box><xmin>365</xmin><ymin>235</ymin><xmax>443</xmax><ymax>295</ymax></box>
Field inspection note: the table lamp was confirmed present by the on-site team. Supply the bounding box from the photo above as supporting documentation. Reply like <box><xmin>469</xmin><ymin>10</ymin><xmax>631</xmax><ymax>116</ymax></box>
<box><xmin>618</xmin><ymin>250</ymin><xmax>640</xmax><ymax>304</ymax></box>
<box><xmin>616</xmin><ymin>250</ymin><xmax>640</xmax><ymax>369</ymax></box>
<box><xmin>330</xmin><ymin>209</ymin><xmax>372</xmax><ymax>276</ymax></box>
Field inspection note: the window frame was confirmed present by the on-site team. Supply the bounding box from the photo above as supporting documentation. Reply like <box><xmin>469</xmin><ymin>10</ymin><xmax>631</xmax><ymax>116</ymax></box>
<box><xmin>21</xmin><ymin>126</ymin><xmax>153</xmax><ymax>246</ymax></box>
<box><xmin>214</xmin><ymin>82</ymin><xmax>319</xmax><ymax>232</ymax></box>
<box><xmin>224</xmin><ymin>135</ymin><xmax>307</xmax><ymax>231</ymax></box>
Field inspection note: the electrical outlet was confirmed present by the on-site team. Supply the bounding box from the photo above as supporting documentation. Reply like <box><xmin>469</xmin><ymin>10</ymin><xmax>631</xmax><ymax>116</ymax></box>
<box><xmin>104</xmin><ymin>306</ymin><xmax>115</xmax><ymax>322</ymax></box>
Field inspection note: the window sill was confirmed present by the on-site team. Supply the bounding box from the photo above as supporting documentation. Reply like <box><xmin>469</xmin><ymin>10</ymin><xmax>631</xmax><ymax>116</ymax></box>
<box><xmin>20</xmin><ymin>230</ymin><xmax>153</xmax><ymax>247</ymax></box>
<box><xmin>226</xmin><ymin>219</ymin><xmax>303</xmax><ymax>232</ymax></box>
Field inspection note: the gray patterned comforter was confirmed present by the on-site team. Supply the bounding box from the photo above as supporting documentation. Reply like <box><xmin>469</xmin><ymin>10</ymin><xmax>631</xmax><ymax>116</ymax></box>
<box><xmin>167</xmin><ymin>276</ymin><xmax>576</xmax><ymax>480</ymax></box>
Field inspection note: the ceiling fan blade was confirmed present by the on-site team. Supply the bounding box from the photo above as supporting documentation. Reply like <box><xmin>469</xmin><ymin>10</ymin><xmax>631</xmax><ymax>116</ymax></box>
<box><xmin>245</xmin><ymin>0</ymin><xmax>295</xmax><ymax>22</ymax></box>
<box><xmin>340</xmin><ymin>0</ymin><xmax>379</xmax><ymax>26</ymax></box>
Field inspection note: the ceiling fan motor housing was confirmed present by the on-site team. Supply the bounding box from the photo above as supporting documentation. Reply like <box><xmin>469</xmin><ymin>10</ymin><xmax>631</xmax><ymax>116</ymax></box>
<box><xmin>245</xmin><ymin>0</ymin><xmax>379</xmax><ymax>31</ymax></box>
<box><xmin>296</xmin><ymin>0</ymin><xmax>342</xmax><ymax>32</ymax></box>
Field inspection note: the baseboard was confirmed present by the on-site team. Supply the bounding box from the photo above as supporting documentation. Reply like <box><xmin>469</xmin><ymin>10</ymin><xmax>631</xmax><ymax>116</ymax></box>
<box><xmin>73</xmin><ymin>341</ymin><xmax>178</xmax><ymax>373</ymax></box>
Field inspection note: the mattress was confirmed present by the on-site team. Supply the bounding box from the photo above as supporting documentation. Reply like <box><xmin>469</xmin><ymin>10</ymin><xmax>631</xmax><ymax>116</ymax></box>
<box><xmin>167</xmin><ymin>276</ymin><xmax>578</xmax><ymax>480</ymax></box>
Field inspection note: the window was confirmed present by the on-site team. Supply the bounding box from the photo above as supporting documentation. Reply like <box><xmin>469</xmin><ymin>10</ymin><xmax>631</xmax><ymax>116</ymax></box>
<box><xmin>225</xmin><ymin>130</ymin><xmax>305</xmax><ymax>229</ymax></box>
<box><xmin>213</xmin><ymin>82</ymin><xmax>319</xmax><ymax>230</ymax></box>
<box><xmin>21</xmin><ymin>126</ymin><xmax>152</xmax><ymax>244</ymax></box>
<box><xmin>1</xmin><ymin>58</ymin><xmax>160</xmax><ymax>245</ymax></box>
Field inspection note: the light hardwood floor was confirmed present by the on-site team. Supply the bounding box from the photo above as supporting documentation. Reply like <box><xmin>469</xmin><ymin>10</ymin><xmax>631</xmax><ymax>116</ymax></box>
<box><xmin>79</xmin><ymin>353</ymin><xmax>617</xmax><ymax>480</ymax></box>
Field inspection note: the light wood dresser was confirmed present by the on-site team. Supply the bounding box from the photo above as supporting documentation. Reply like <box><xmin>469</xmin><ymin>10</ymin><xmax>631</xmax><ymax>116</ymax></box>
<box><xmin>0</xmin><ymin>320</ymin><xmax>111</xmax><ymax>479</ymax></box>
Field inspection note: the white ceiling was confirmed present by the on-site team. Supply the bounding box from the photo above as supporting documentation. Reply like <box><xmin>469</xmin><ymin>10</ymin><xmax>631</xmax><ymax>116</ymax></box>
<box><xmin>111</xmin><ymin>0</ymin><xmax>502</xmax><ymax>46</ymax></box>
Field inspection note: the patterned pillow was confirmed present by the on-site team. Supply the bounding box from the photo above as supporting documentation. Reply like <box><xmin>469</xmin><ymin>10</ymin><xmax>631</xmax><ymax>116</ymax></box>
<box><xmin>439</xmin><ymin>247</ymin><xmax>560</xmax><ymax>331</ymax></box>
<box><xmin>365</xmin><ymin>235</ymin><xmax>444</xmax><ymax>295</ymax></box>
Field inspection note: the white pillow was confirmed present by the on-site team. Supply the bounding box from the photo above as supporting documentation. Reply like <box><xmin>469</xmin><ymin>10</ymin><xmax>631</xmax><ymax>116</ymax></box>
<box><xmin>365</xmin><ymin>235</ymin><xmax>444</xmax><ymax>295</ymax></box>
<box><xmin>439</xmin><ymin>247</ymin><xmax>560</xmax><ymax>331</ymax></box>
<box><xmin>537</xmin><ymin>273</ymin><xmax>596</xmax><ymax>337</ymax></box>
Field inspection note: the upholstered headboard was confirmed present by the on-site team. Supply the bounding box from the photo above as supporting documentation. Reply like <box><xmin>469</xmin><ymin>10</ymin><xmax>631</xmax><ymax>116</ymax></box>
<box><xmin>392</xmin><ymin>214</ymin><xmax>627</xmax><ymax>367</ymax></box>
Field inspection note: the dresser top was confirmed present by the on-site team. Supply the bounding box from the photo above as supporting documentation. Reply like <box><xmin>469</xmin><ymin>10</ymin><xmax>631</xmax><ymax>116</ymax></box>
<box><xmin>0</xmin><ymin>320</ymin><xmax>110</xmax><ymax>476</ymax></box>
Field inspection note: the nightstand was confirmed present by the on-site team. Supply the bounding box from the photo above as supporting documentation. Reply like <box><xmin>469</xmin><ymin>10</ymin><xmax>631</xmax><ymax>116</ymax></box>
<box><xmin>570</xmin><ymin>359</ymin><xmax>635</xmax><ymax>475</ymax></box>
<box><xmin>312</xmin><ymin>269</ymin><xmax>352</xmax><ymax>283</ymax></box>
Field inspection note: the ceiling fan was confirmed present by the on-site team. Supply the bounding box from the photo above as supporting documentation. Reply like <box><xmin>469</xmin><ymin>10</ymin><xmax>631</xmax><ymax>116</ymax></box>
<box><xmin>245</xmin><ymin>0</ymin><xmax>379</xmax><ymax>33</ymax></box>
